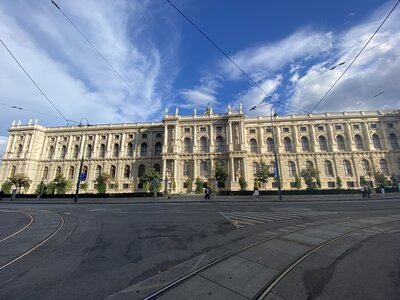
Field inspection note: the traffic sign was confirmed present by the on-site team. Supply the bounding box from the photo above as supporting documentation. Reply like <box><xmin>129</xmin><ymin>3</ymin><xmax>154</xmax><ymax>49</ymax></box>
<box><xmin>79</xmin><ymin>173</ymin><xmax>87</xmax><ymax>181</ymax></box>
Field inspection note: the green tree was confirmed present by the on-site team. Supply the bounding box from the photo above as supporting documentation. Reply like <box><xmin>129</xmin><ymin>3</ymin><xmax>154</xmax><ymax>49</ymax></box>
<box><xmin>8</xmin><ymin>174</ymin><xmax>32</xmax><ymax>193</ymax></box>
<box><xmin>95</xmin><ymin>173</ymin><xmax>111</xmax><ymax>194</ymax></box>
<box><xmin>195</xmin><ymin>177</ymin><xmax>203</xmax><ymax>194</ymax></box>
<box><xmin>52</xmin><ymin>174</ymin><xmax>72</xmax><ymax>194</ymax></box>
<box><xmin>300</xmin><ymin>167</ymin><xmax>319</xmax><ymax>190</ymax></box>
<box><xmin>336</xmin><ymin>176</ymin><xmax>343</xmax><ymax>189</ymax></box>
<box><xmin>390</xmin><ymin>174</ymin><xmax>399</xmax><ymax>188</ymax></box>
<box><xmin>316</xmin><ymin>175</ymin><xmax>321</xmax><ymax>189</ymax></box>
<box><xmin>253</xmin><ymin>180</ymin><xmax>260</xmax><ymax>190</ymax></box>
<box><xmin>294</xmin><ymin>175</ymin><xmax>302</xmax><ymax>189</ymax></box>
<box><xmin>141</xmin><ymin>168</ymin><xmax>161</xmax><ymax>193</ymax></box>
<box><xmin>81</xmin><ymin>182</ymin><xmax>88</xmax><ymax>192</ymax></box>
<box><xmin>239</xmin><ymin>177</ymin><xmax>248</xmax><ymax>191</ymax></box>
<box><xmin>35</xmin><ymin>181</ymin><xmax>47</xmax><ymax>196</ymax></box>
<box><xmin>359</xmin><ymin>176</ymin><xmax>368</xmax><ymax>186</ymax></box>
<box><xmin>374</xmin><ymin>171</ymin><xmax>389</xmax><ymax>187</ymax></box>
<box><xmin>254</xmin><ymin>161</ymin><xmax>272</xmax><ymax>190</ymax></box>
<box><xmin>214</xmin><ymin>163</ymin><xmax>228</xmax><ymax>185</ymax></box>
<box><xmin>45</xmin><ymin>182</ymin><xmax>57</xmax><ymax>194</ymax></box>
<box><xmin>1</xmin><ymin>181</ymin><xmax>12</xmax><ymax>194</ymax></box>
<box><xmin>184</xmin><ymin>177</ymin><xmax>193</xmax><ymax>193</ymax></box>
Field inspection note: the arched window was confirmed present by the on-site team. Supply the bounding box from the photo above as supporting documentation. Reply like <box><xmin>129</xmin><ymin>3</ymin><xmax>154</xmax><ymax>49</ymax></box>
<box><xmin>324</xmin><ymin>160</ymin><xmax>334</xmax><ymax>177</ymax></box>
<box><xmin>153</xmin><ymin>164</ymin><xmax>161</xmax><ymax>174</ymax></box>
<box><xmin>56</xmin><ymin>166</ymin><xmax>62</xmax><ymax>177</ymax></box>
<box><xmin>200</xmin><ymin>161</ymin><xmax>208</xmax><ymax>177</ymax></box>
<box><xmin>69</xmin><ymin>166</ymin><xmax>75</xmax><ymax>180</ymax></box>
<box><xmin>250</xmin><ymin>138</ymin><xmax>258</xmax><ymax>153</ymax></box>
<box><xmin>95</xmin><ymin>165</ymin><xmax>102</xmax><ymax>178</ymax></box>
<box><xmin>17</xmin><ymin>144</ymin><xmax>23</xmax><ymax>158</ymax></box>
<box><xmin>100</xmin><ymin>144</ymin><xmax>106</xmax><ymax>158</ymax></box>
<box><xmin>361</xmin><ymin>159</ymin><xmax>370</xmax><ymax>175</ymax></box>
<box><xmin>183</xmin><ymin>161</ymin><xmax>190</xmax><ymax>177</ymax></box>
<box><xmin>140</xmin><ymin>143</ymin><xmax>147</xmax><ymax>157</ymax></box>
<box><xmin>380</xmin><ymin>159</ymin><xmax>389</xmax><ymax>175</ymax></box>
<box><xmin>288</xmin><ymin>161</ymin><xmax>296</xmax><ymax>177</ymax></box>
<box><xmin>266</xmin><ymin>138</ymin><xmax>275</xmax><ymax>152</ymax></box>
<box><xmin>113</xmin><ymin>143</ymin><xmax>119</xmax><ymax>158</ymax></box>
<box><xmin>48</xmin><ymin>146</ymin><xmax>55</xmax><ymax>159</ymax></box>
<box><xmin>319</xmin><ymin>136</ymin><xmax>328</xmax><ymax>151</ymax></box>
<box><xmin>183</xmin><ymin>137</ymin><xmax>192</xmax><ymax>153</ymax></box>
<box><xmin>336</xmin><ymin>135</ymin><xmax>346</xmax><ymax>151</ymax></box>
<box><xmin>306</xmin><ymin>160</ymin><xmax>314</xmax><ymax>170</ymax></box>
<box><xmin>83</xmin><ymin>166</ymin><xmax>88</xmax><ymax>176</ymax></box>
<box><xmin>216</xmin><ymin>136</ymin><xmax>224</xmax><ymax>152</ymax></box>
<box><xmin>252</xmin><ymin>162</ymin><xmax>260</xmax><ymax>175</ymax></box>
<box><xmin>372</xmin><ymin>134</ymin><xmax>381</xmax><ymax>150</ymax></box>
<box><xmin>389</xmin><ymin>133</ymin><xmax>399</xmax><ymax>149</ymax></box>
<box><xmin>155</xmin><ymin>142</ymin><xmax>162</xmax><ymax>156</ymax></box>
<box><xmin>110</xmin><ymin>165</ymin><xmax>116</xmax><ymax>179</ymax></box>
<box><xmin>343</xmin><ymin>160</ymin><xmax>352</xmax><ymax>176</ymax></box>
<box><xmin>301</xmin><ymin>136</ymin><xmax>310</xmax><ymax>152</ymax></box>
<box><xmin>42</xmin><ymin>166</ymin><xmax>49</xmax><ymax>180</ymax></box>
<box><xmin>283</xmin><ymin>137</ymin><xmax>293</xmax><ymax>153</ymax></box>
<box><xmin>200</xmin><ymin>137</ymin><xmax>208</xmax><ymax>153</ymax></box>
<box><xmin>86</xmin><ymin>144</ymin><xmax>93</xmax><ymax>159</ymax></box>
<box><xmin>138</xmin><ymin>164</ymin><xmax>145</xmax><ymax>178</ymax></box>
<box><xmin>354</xmin><ymin>134</ymin><xmax>364</xmax><ymax>150</ymax></box>
<box><xmin>10</xmin><ymin>165</ymin><xmax>16</xmax><ymax>178</ymax></box>
<box><xmin>127</xmin><ymin>143</ymin><xmax>134</xmax><ymax>157</ymax></box>
<box><xmin>61</xmin><ymin>145</ymin><xmax>67</xmax><ymax>159</ymax></box>
<box><xmin>73</xmin><ymin>145</ymin><xmax>79</xmax><ymax>159</ymax></box>
<box><xmin>124</xmin><ymin>165</ymin><xmax>131</xmax><ymax>178</ymax></box>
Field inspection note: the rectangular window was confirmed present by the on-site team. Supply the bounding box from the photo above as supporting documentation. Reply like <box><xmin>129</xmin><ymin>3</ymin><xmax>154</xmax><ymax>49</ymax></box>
<box><xmin>370</xmin><ymin>123</ymin><xmax>377</xmax><ymax>129</ymax></box>
<box><xmin>183</xmin><ymin>182</ymin><xmax>188</xmax><ymax>188</ymax></box>
<box><xmin>249</xmin><ymin>129</ymin><xmax>256</xmax><ymax>134</ymax></box>
<box><xmin>115</xmin><ymin>134</ymin><xmax>120</xmax><ymax>139</ymax></box>
<box><xmin>75</xmin><ymin>137</ymin><xmax>80</xmax><ymax>141</ymax></box>
<box><xmin>51</xmin><ymin>137</ymin><xmax>56</xmax><ymax>141</ymax></box>
<box><xmin>317</xmin><ymin>125</ymin><xmax>324</xmax><ymax>131</ymax></box>
<box><xmin>266</xmin><ymin>127</ymin><xmax>272</xmax><ymax>133</ymax></box>
<box><xmin>102</xmin><ymin>135</ymin><xmax>106</xmax><ymax>140</ymax></box>
<box><xmin>272</xmin><ymin>182</ymin><xmax>278</xmax><ymax>188</ymax></box>
<box><xmin>388</xmin><ymin>123</ymin><xmax>394</xmax><ymax>128</ymax></box>
<box><xmin>63</xmin><ymin>137</ymin><xmax>68</xmax><ymax>141</ymax></box>
<box><xmin>347</xmin><ymin>181</ymin><xmax>355</xmax><ymax>188</ymax></box>
<box><xmin>200</xmin><ymin>127</ymin><xmax>206</xmax><ymax>132</ymax></box>
<box><xmin>128</xmin><ymin>134</ymin><xmax>134</xmax><ymax>139</ymax></box>
<box><xmin>283</xmin><ymin>127</ymin><xmax>289</xmax><ymax>132</ymax></box>
<box><xmin>88</xmin><ymin>136</ymin><xmax>93</xmax><ymax>140</ymax></box>
<box><xmin>352</xmin><ymin>124</ymin><xmax>360</xmax><ymax>130</ymax></box>
<box><xmin>123</xmin><ymin>183</ymin><xmax>129</xmax><ymax>189</ymax></box>
<box><xmin>290</xmin><ymin>182</ymin><xmax>297</xmax><ymax>188</ymax></box>
<box><xmin>142</xmin><ymin>133</ymin><xmax>147</xmax><ymax>138</ymax></box>
<box><xmin>300</xmin><ymin>126</ymin><xmax>307</xmax><ymax>132</ymax></box>
<box><xmin>327</xmin><ymin>182</ymin><xmax>336</xmax><ymax>188</ymax></box>
<box><xmin>217</xmin><ymin>182</ymin><xmax>225</xmax><ymax>188</ymax></box>
<box><xmin>156</xmin><ymin>133</ymin><xmax>162</xmax><ymax>138</ymax></box>
<box><xmin>335</xmin><ymin>125</ymin><xmax>342</xmax><ymax>130</ymax></box>
<box><xmin>216</xmin><ymin>126</ymin><xmax>223</xmax><ymax>133</ymax></box>
<box><xmin>184</xmin><ymin>128</ymin><xmax>190</xmax><ymax>133</ymax></box>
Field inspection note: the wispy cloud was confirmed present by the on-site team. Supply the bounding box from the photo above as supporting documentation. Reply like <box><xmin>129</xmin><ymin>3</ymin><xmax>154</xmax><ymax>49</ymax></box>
<box><xmin>0</xmin><ymin>0</ymin><xmax>178</xmax><ymax>136</ymax></box>
<box><xmin>179</xmin><ymin>77</ymin><xmax>221</xmax><ymax>108</ymax></box>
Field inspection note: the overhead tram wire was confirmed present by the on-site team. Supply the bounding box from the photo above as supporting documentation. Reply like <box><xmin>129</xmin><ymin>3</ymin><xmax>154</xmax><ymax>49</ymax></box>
<box><xmin>303</xmin><ymin>31</ymin><xmax>400</xmax><ymax>84</ymax></box>
<box><xmin>165</xmin><ymin>0</ymin><xmax>308</xmax><ymax>114</ymax></box>
<box><xmin>51</xmin><ymin>1</ymin><xmax>137</xmax><ymax>96</ymax></box>
<box><xmin>0</xmin><ymin>102</ymin><xmax>64</xmax><ymax>120</ymax></box>
<box><xmin>305</xmin><ymin>0</ymin><xmax>400</xmax><ymax>118</ymax></box>
<box><xmin>0</xmin><ymin>39</ymin><xmax>74</xmax><ymax>125</ymax></box>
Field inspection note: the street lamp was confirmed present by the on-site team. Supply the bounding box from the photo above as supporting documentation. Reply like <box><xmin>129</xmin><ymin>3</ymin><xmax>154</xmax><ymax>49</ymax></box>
<box><xmin>74</xmin><ymin>118</ymin><xmax>90</xmax><ymax>203</ymax></box>
<box><xmin>270</xmin><ymin>106</ymin><xmax>282</xmax><ymax>200</ymax></box>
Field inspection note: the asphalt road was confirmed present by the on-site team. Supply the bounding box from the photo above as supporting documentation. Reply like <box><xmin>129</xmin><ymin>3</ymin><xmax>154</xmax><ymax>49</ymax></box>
<box><xmin>0</xmin><ymin>198</ymin><xmax>400</xmax><ymax>299</ymax></box>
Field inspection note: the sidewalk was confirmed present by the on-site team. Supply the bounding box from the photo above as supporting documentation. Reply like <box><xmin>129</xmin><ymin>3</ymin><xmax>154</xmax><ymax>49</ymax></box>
<box><xmin>0</xmin><ymin>192</ymin><xmax>399</xmax><ymax>204</ymax></box>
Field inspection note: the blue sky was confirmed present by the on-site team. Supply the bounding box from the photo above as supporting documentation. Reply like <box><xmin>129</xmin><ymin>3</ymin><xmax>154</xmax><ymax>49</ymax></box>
<box><xmin>1</xmin><ymin>0</ymin><xmax>400</xmax><ymax>155</ymax></box>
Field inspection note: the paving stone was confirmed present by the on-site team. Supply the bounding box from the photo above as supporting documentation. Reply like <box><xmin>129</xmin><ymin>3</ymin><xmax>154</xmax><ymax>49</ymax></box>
<box><xmin>201</xmin><ymin>255</ymin><xmax>278</xmax><ymax>299</ymax></box>
<box><xmin>259</xmin><ymin>238</ymin><xmax>312</xmax><ymax>257</ymax></box>
<box><xmin>281</xmin><ymin>232</ymin><xmax>327</xmax><ymax>246</ymax></box>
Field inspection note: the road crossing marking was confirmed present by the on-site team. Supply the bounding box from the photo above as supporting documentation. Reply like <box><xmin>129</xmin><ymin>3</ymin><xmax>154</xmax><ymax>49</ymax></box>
<box><xmin>219</xmin><ymin>209</ymin><xmax>336</xmax><ymax>228</ymax></box>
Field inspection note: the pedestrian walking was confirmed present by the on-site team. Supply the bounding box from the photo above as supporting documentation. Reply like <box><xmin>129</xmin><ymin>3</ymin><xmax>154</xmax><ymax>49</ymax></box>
<box><xmin>253</xmin><ymin>188</ymin><xmax>260</xmax><ymax>199</ymax></box>
<box><xmin>204</xmin><ymin>187</ymin><xmax>211</xmax><ymax>200</ymax></box>
<box><xmin>0</xmin><ymin>190</ymin><xmax>3</xmax><ymax>201</ymax></box>
<box><xmin>366</xmin><ymin>186</ymin><xmax>371</xmax><ymax>199</ymax></box>
<box><xmin>360</xmin><ymin>186</ymin><xmax>365</xmax><ymax>198</ymax></box>
<box><xmin>380</xmin><ymin>186</ymin><xmax>385</xmax><ymax>198</ymax></box>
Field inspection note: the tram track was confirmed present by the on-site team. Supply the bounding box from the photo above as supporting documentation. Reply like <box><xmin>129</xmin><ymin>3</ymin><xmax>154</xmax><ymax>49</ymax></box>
<box><xmin>134</xmin><ymin>214</ymin><xmax>400</xmax><ymax>300</ymax></box>
<box><xmin>0</xmin><ymin>210</ymin><xmax>34</xmax><ymax>243</ymax></box>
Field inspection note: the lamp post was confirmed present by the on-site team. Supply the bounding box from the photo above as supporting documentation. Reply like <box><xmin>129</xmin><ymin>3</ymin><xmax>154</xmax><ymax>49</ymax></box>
<box><xmin>74</xmin><ymin>118</ymin><xmax>90</xmax><ymax>203</ymax></box>
<box><xmin>270</xmin><ymin>106</ymin><xmax>282</xmax><ymax>200</ymax></box>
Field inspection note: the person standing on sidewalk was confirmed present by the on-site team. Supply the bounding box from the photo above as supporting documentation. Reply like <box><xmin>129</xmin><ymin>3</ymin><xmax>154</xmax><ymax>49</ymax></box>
<box><xmin>204</xmin><ymin>187</ymin><xmax>210</xmax><ymax>200</ymax></box>
<box><xmin>360</xmin><ymin>186</ymin><xmax>365</xmax><ymax>198</ymax></box>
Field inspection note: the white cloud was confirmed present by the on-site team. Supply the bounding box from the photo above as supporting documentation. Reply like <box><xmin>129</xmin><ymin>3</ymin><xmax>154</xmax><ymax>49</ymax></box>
<box><xmin>179</xmin><ymin>77</ymin><xmax>221</xmax><ymax>108</ymax></box>
<box><xmin>0</xmin><ymin>136</ymin><xmax>7</xmax><ymax>159</ymax></box>
<box><xmin>0</xmin><ymin>0</ymin><xmax>177</xmax><ymax>137</ymax></box>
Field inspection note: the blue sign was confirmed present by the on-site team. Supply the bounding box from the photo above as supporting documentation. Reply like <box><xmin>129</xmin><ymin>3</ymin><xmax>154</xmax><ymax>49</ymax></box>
<box><xmin>79</xmin><ymin>173</ymin><xmax>87</xmax><ymax>181</ymax></box>
<box><xmin>273</xmin><ymin>166</ymin><xmax>278</xmax><ymax>177</ymax></box>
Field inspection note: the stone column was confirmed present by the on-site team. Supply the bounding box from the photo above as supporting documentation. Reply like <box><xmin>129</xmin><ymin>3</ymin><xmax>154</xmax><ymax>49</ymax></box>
<box><xmin>292</xmin><ymin>125</ymin><xmax>298</xmax><ymax>153</ymax></box>
<box><xmin>193</xmin><ymin>125</ymin><xmax>197</xmax><ymax>153</ymax></box>
<box><xmin>209</xmin><ymin>125</ymin><xmax>214</xmax><ymax>152</ymax></box>
<box><xmin>309</xmin><ymin>124</ymin><xmax>316</xmax><ymax>152</ymax></box>
<box><xmin>344</xmin><ymin>123</ymin><xmax>353</xmax><ymax>151</ymax></box>
<box><xmin>163</xmin><ymin>124</ymin><xmax>168</xmax><ymax>153</ymax></box>
<box><xmin>120</xmin><ymin>133</ymin><xmax>126</xmax><ymax>157</ymax></box>
<box><xmin>327</xmin><ymin>123</ymin><xmax>334</xmax><ymax>152</ymax></box>
<box><xmin>240</xmin><ymin>121</ymin><xmax>246</xmax><ymax>150</ymax></box>
<box><xmin>228</xmin><ymin>121</ymin><xmax>233</xmax><ymax>151</ymax></box>
<box><xmin>259</xmin><ymin>126</ymin><xmax>265</xmax><ymax>151</ymax></box>
<box><xmin>193</xmin><ymin>159</ymin><xmax>198</xmax><ymax>179</ymax></box>
<box><xmin>362</xmin><ymin>122</ymin><xmax>371</xmax><ymax>151</ymax></box>
<box><xmin>107</xmin><ymin>133</ymin><xmax>113</xmax><ymax>158</ymax></box>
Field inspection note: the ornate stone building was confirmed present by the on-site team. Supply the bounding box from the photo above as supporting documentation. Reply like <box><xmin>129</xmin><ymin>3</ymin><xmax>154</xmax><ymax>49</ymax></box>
<box><xmin>1</xmin><ymin>107</ymin><xmax>399</xmax><ymax>193</ymax></box>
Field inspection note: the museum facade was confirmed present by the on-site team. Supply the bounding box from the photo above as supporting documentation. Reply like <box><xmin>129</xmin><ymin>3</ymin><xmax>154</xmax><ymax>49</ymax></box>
<box><xmin>1</xmin><ymin>106</ymin><xmax>399</xmax><ymax>193</ymax></box>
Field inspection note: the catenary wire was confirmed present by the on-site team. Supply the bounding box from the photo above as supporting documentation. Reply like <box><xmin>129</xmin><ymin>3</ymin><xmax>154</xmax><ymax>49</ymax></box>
<box><xmin>0</xmin><ymin>38</ymin><xmax>73</xmax><ymax>125</ymax></box>
<box><xmin>165</xmin><ymin>0</ymin><xmax>308</xmax><ymax>113</ymax></box>
<box><xmin>51</xmin><ymin>0</ymin><xmax>137</xmax><ymax>96</ymax></box>
<box><xmin>0</xmin><ymin>102</ymin><xmax>63</xmax><ymax>120</ymax></box>
<box><xmin>305</xmin><ymin>0</ymin><xmax>400</xmax><ymax>118</ymax></box>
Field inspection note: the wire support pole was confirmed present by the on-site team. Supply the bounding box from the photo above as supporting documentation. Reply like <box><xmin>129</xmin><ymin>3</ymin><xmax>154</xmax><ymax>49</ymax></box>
<box><xmin>74</xmin><ymin>118</ymin><xmax>90</xmax><ymax>203</ymax></box>
<box><xmin>270</xmin><ymin>106</ymin><xmax>282</xmax><ymax>200</ymax></box>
